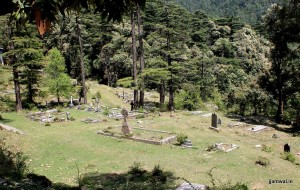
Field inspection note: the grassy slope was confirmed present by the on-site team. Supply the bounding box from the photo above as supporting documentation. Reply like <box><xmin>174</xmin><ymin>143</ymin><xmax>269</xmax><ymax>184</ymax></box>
<box><xmin>0</xmin><ymin>84</ymin><xmax>300</xmax><ymax>190</ymax></box>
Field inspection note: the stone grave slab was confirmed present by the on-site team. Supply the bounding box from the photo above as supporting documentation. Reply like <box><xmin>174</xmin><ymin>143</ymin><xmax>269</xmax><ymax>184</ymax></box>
<box><xmin>201</xmin><ymin>113</ymin><xmax>212</xmax><ymax>117</ymax></box>
<box><xmin>0</xmin><ymin>123</ymin><xmax>26</xmax><ymax>135</ymax></box>
<box><xmin>247</xmin><ymin>125</ymin><xmax>268</xmax><ymax>132</ymax></box>
<box><xmin>215</xmin><ymin>143</ymin><xmax>239</xmax><ymax>152</ymax></box>
<box><xmin>176</xmin><ymin>182</ymin><xmax>208</xmax><ymax>190</ymax></box>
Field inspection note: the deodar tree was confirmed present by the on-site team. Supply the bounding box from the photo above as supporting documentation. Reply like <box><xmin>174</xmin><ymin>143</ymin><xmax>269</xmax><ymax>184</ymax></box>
<box><xmin>261</xmin><ymin>0</ymin><xmax>300</xmax><ymax>123</ymax></box>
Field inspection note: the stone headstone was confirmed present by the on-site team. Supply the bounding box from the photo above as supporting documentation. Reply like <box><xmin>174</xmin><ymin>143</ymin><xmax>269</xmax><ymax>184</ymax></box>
<box><xmin>130</xmin><ymin>101</ymin><xmax>134</xmax><ymax>111</ymax></box>
<box><xmin>66</xmin><ymin>112</ymin><xmax>70</xmax><ymax>120</ymax></box>
<box><xmin>121</xmin><ymin>108</ymin><xmax>132</xmax><ymax>135</ymax></box>
<box><xmin>0</xmin><ymin>48</ymin><xmax>4</xmax><ymax>65</ymax></box>
<box><xmin>272</xmin><ymin>134</ymin><xmax>279</xmax><ymax>138</ymax></box>
<box><xmin>69</xmin><ymin>96</ymin><xmax>74</xmax><ymax>107</ymax></box>
<box><xmin>217</xmin><ymin>118</ymin><xmax>221</xmax><ymax>125</ymax></box>
<box><xmin>284</xmin><ymin>143</ymin><xmax>290</xmax><ymax>152</ymax></box>
<box><xmin>211</xmin><ymin>113</ymin><xmax>218</xmax><ymax>128</ymax></box>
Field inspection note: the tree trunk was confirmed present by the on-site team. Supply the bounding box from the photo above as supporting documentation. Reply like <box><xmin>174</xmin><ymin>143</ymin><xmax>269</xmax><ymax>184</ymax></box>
<box><xmin>76</xmin><ymin>17</ymin><xmax>87</xmax><ymax>104</ymax></box>
<box><xmin>275</xmin><ymin>58</ymin><xmax>283</xmax><ymax>123</ymax></box>
<box><xmin>295</xmin><ymin>110</ymin><xmax>300</xmax><ymax>131</ymax></box>
<box><xmin>159</xmin><ymin>81</ymin><xmax>165</xmax><ymax>104</ymax></box>
<box><xmin>131</xmin><ymin>11</ymin><xmax>138</xmax><ymax>109</ymax></box>
<box><xmin>168</xmin><ymin>54</ymin><xmax>174</xmax><ymax>111</ymax></box>
<box><xmin>13</xmin><ymin>67</ymin><xmax>22</xmax><ymax>112</ymax></box>
<box><xmin>164</xmin><ymin>6</ymin><xmax>174</xmax><ymax>111</ymax></box>
<box><xmin>137</xmin><ymin>5</ymin><xmax>145</xmax><ymax>108</ymax></box>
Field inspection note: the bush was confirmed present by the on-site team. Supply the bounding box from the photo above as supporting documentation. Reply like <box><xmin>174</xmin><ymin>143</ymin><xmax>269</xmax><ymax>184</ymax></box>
<box><xmin>128</xmin><ymin>162</ymin><xmax>146</xmax><ymax>177</ymax></box>
<box><xmin>261</xmin><ymin>145</ymin><xmax>272</xmax><ymax>153</ymax></box>
<box><xmin>0</xmin><ymin>141</ymin><xmax>28</xmax><ymax>180</ymax></box>
<box><xmin>151</xmin><ymin>165</ymin><xmax>167</xmax><ymax>183</ymax></box>
<box><xmin>117</xmin><ymin>77</ymin><xmax>133</xmax><ymax>88</ymax></box>
<box><xmin>206</xmin><ymin>144</ymin><xmax>217</xmax><ymax>152</ymax></box>
<box><xmin>92</xmin><ymin>91</ymin><xmax>102</xmax><ymax>99</ymax></box>
<box><xmin>214</xmin><ymin>182</ymin><xmax>249</xmax><ymax>190</ymax></box>
<box><xmin>159</xmin><ymin>103</ymin><xmax>168</xmax><ymax>112</ymax></box>
<box><xmin>255</xmin><ymin>156</ymin><xmax>270</xmax><ymax>166</ymax></box>
<box><xmin>102</xmin><ymin>107</ymin><xmax>110</xmax><ymax>116</ymax></box>
<box><xmin>176</xmin><ymin>134</ymin><xmax>188</xmax><ymax>145</ymax></box>
<box><xmin>136</xmin><ymin>114</ymin><xmax>145</xmax><ymax>119</ymax></box>
<box><xmin>281</xmin><ymin>152</ymin><xmax>296</xmax><ymax>163</ymax></box>
<box><xmin>174</xmin><ymin>90</ymin><xmax>203</xmax><ymax>111</ymax></box>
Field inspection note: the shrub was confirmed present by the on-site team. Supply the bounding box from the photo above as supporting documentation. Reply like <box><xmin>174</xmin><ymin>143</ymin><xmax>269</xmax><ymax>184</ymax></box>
<box><xmin>151</xmin><ymin>165</ymin><xmax>167</xmax><ymax>183</ymax></box>
<box><xmin>45</xmin><ymin>122</ymin><xmax>51</xmax><ymax>126</ymax></box>
<box><xmin>102</xmin><ymin>107</ymin><xmax>110</xmax><ymax>116</ymax></box>
<box><xmin>128</xmin><ymin>162</ymin><xmax>146</xmax><ymax>177</ymax></box>
<box><xmin>281</xmin><ymin>152</ymin><xmax>296</xmax><ymax>163</ymax></box>
<box><xmin>206</xmin><ymin>144</ymin><xmax>217</xmax><ymax>152</ymax></box>
<box><xmin>255</xmin><ymin>156</ymin><xmax>270</xmax><ymax>166</ymax></box>
<box><xmin>0</xmin><ymin>141</ymin><xmax>28</xmax><ymax>180</ymax></box>
<box><xmin>70</xmin><ymin>116</ymin><xmax>75</xmax><ymax>121</ymax></box>
<box><xmin>117</xmin><ymin>77</ymin><xmax>133</xmax><ymax>88</ymax></box>
<box><xmin>95</xmin><ymin>91</ymin><xmax>102</xmax><ymax>99</ymax></box>
<box><xmin>214</xmin><ymin>182</ymin><xmax>249</xmax><ymax>190</ymax></box>
<box><xmin>176</xmin><ymin>134</ymin><xmax>188</xmax><ymax>145</ymax></box>
<box><xmin>159</xmin><ymin>103</ymin><xmax>168</xmax><ymax>112</ymax></box>
<box><xmin>136</xmin><ymin>114</ymin><xmax>145</xmax><ymax>119</ymax></box>
<box><xmin>174</xmin><ymin>90</ymin><xmax>203</xmax><ymax>111</ymax></box>
<box><xmin>261</xmin><ymin>145</ymin><xmax>272</xmax><ymax>153</ymax></box>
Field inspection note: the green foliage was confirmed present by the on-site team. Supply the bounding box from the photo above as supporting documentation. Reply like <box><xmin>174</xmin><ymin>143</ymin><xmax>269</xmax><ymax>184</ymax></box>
<box><xmin>117</xmin><ymin>77</ymin><xmax>133</xmax><ymax>88</ymax></box>
<box><xmin>176</xmin><ymin>133</ymin><xmax>188</xmax><ymax>145</ymax></box>
<box><xmin>213</xmin><ymin>182</ymin><xmax>249</xmax><ymax>190</ymax></box>
<box><xmin>92</xmin><ymin>91</ymin><xmax>102</xmax><ymax>99</ymax></box>
<box><xmin>261</xmin><ymin>145</ymin><xmax>273</xmax><ymax>153</ymax></box>
<box><xmin>102</xmin><ymin>107</ymin><xmax>110</xmax><ymax>116</ymax></box>
<box><xmin>281</xmin><ymin>152</ymin><xmax>296</xmax><ymax>164</ymax></box>
<box><xmin>0</xmin><ymin>141</ymin><xmax>28</xmax><ymax>180</ymax></box>
<box><xmin>255</xmin><ymin>157</ymin><xmax>270</xmax><ymax>167</ymax></box>
<box><xmin>45</xmin><ymin>48</ymin><xmax>74</xmax><ymax>103</ymax></box>
<box><xmin>128</xmin><ymin>162</ymin><xmax>146</xmax><ymax>177</ymax></box>
<box><xmin>0</xmin><ymin>95</ymin><xmax>15</xmax><ymax>112</ymax></box>
<box><xmin>174</xmin><ymin>89</ymin><xmax>203</xmax><ymax>111</ymax></box>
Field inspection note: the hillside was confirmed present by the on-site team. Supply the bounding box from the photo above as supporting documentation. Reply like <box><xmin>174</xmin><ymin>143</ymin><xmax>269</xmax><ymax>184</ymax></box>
<box><xmin>173</xmin><ymin>0</ymin><xmax>280</xmax><ymax>24</ymax></box>
<box><xmin>1</xmin><ymin>84</ymin><xmax>300</xmax><ymax>189</ymax></box>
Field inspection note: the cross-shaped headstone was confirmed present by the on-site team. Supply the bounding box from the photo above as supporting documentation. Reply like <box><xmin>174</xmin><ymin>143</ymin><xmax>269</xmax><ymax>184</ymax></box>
<box><xmin>121</xmin><ymin>108</ymin><xmax>132</xmax><ymax>135</ymax></box>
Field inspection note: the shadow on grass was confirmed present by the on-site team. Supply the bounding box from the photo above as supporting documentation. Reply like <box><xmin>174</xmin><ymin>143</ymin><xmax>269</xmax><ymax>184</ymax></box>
<box><xmin>79</xmin><ymin>166</ymin><xmax>176</xmax><ymax>190</ymax></box>
<box><xmin>0</xmin><ymin>119</ymin><xmax>13</xmax><ymax>124</ymax></box>
<box><xmin>1</xmin><ymin>165</ymin><xmax>176</xmax><ymax>190</ymax></box>
<box><xmin>225</xmin><ymin>113</ymin><xmax>299</xmax><ymax>135</ymax></box>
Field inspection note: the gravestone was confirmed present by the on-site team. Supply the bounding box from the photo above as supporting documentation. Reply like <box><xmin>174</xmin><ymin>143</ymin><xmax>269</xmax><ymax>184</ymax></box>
<box><xmin>95</xmin><ymin>97</ymin><xmax>100</xmax><ymax>112</ymax></box>
<box><xmin>0</xmin><ymin>48</ymin><xmax>4</xmax><ymax>65</ymax></box>
<box><xmin>284</xmin><ymin>143</ymin><xmax>290</xmax><ymax>152</ymax></box>
<box><xmin>69</xmin><ymin>96</ymin><xmax>74</xmax><ymax>107</ymax></box>
<box><xmin>181</xmin><ymin>139</ymin><xmax>193</xmax><ymax>148</ymax></box>
<box><xmin>218</xmin><ymin>118</ymin><xmax>221</xmax><ymax>125</ymax></box>
<box><xmin>272</xmin><ymin>134</ymin><xmax>279</xmax><ymax>138</ymax></box>
<box><xmin>66</xmin><ymin>112</ymin><xmax>70</xmax><ymax>120</ymax></box>
<box><xmin>130</xmin><ymin>101</ymin><xmax>134</xmax><ymax>111</ymax></box>
<box><xmin>121</xmin><ymin>108</ymin><xmax>132</xmax><ymax>135</ymax></box>
<box><xmin>211</xmin><ymin>113</ymin><xmax>218</xmax><ymax>128</ymax></box>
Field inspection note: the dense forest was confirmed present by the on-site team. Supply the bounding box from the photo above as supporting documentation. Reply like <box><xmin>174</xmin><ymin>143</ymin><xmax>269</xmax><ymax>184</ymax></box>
<box><xmin>173</xmin><ymin>0</ymin><xmax>281</xmax><ymax>24</ymax></box>
<box><xmin>0</xmin><ymin>0</ymin><xmax>299</xmax><ymax>128</ymax></box>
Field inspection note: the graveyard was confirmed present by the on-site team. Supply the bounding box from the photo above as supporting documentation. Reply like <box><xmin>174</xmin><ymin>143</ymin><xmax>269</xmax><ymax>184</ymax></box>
<box><xmin>0</xmin><ymin>83</ymin><xmax>300</xmax><ymax>190</ymax></box>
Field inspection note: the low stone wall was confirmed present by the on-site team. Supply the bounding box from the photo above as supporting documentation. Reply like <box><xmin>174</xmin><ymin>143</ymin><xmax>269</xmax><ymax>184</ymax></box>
<box><xmin>97</xmin><ymin>128</ymin><xmax>177</xmax><ymax>146</ymax></box>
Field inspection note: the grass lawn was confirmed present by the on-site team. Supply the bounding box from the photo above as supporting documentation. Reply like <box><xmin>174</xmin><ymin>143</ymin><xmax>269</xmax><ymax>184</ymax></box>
<box><xmin>1</xmin><ymin>84</ymin><xmax>300</xmax><ymax>190</ymax></box>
